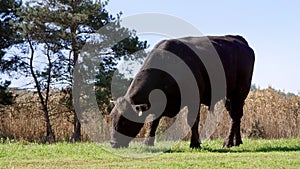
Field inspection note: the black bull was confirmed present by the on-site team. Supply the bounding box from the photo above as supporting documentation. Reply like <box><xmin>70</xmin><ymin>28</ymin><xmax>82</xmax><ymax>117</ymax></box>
<box><xmin>110</xmin><ymin>35</ymin><xmax>255</xmax><ymax>148</ymax></box>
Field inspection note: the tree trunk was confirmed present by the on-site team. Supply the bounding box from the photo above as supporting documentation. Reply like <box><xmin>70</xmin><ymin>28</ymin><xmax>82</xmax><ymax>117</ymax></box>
<box><xmin>71</xmin><ymin>114</ymin><xmax>81</xmax><ymax>142</ymax></box>
<box><xmin>44</xmin><ymin>105</ymin><xmax>56</xmax><ymax>143</ymax></box>
<box><xmin>28</xmin><ymin>36</ymin><xmax>56</xmax><ymax>143</ymax></box>
<box><xmin>70</xmin><ymin>25</ymin><xmax>82</xmax><ymax>142</ymax></box>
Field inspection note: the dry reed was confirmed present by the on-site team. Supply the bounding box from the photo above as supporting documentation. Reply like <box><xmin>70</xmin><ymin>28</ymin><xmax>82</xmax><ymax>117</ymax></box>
<box><xmin>0</xmin><ymin>87</ymin><xmax>299</xmax><ymax>142</ymax></box>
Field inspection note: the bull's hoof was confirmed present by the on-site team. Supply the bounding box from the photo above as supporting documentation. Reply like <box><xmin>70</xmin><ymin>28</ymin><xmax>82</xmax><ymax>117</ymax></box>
<box><xmin>222</xmin><ymin>140</ymin><xmax>234</xmax><ymax>148</ymax></box>
<box><xmin>234</xmin><ymin>139</ymin><xmax>243</xmax><ymax>147</ymax></box>
<box><xmin>190</xmin><ymin>142</ymin><xmax>201</xmax><ymax>149</ymax></box>
<box><xmin>143</xmin><ymin>138</ymin><xmax>155</xmax><ymax>146</ymax></box>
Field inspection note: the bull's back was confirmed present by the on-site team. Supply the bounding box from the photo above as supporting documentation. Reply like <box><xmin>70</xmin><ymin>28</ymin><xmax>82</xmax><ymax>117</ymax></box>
<box><xmin>154</xmin><ymin>35</ymin><xmax>255</xmax><ymax>106</ymax></box>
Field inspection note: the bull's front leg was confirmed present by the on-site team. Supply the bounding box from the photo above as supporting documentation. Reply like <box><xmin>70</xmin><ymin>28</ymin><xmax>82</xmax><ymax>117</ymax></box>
<box><xmin>144</xmin><ymin>118</ymin><xmax>160</xmax><ymax>146</ymax></box>
<box><xmin>188</xmin><ymin>110</ymin><xmax>201</xmax><ymax>148</ymax></box>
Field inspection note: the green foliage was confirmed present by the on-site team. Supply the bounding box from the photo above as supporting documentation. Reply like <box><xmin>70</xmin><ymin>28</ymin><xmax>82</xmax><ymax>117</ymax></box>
<box><xmin>0</xmin><ymin>0</ymin><xmax>25</xmax><ymax>72</ymax></box>
<box><xmin>15</xmin><ymin>0</ymin><xmax>147</xmax><ymax>97</ymax></box>
<box><xmin>0</xmin><ymin>80</ymin><xmax>14</xmax><ymax>105</ymax></box>
<box><xmin>250</xmin><ymin>84</ymin><xmax>257</xmax><ymax>91</ymax></box>
<box><xmin>0</xmin><ymin>0</ymin><xmax>22</xmax><ymax>57</ymax></box>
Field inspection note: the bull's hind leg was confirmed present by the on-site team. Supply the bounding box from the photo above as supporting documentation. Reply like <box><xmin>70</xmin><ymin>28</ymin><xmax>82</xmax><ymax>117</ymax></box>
<box><xmin>223</xmin><ymin>96</ymin><xmax>244</xmax><ymax>148</ymax></box>
<box><xmin>144</xmin><ymin>118</ymin><xmax>160</xmax><ymax>146</ymax></box>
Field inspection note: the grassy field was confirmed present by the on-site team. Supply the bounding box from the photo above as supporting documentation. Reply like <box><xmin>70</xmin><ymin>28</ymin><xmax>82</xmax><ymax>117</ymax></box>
<box><xmin>0</xmin><ymin>139</ymin><xmax>299</xmax><ymax>169</ymax></box>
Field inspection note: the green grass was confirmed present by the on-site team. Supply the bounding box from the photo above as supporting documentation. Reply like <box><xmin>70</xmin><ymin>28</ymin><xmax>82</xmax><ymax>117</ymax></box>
<box><xmin>0</xmin><ymin>139</ymin><xmax>299</xmax><ymax>168</ymax></box>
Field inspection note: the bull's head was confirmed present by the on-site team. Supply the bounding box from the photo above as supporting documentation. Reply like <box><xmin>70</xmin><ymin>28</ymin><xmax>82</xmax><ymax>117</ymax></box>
<box><xmin>109</xmin><ymin>97</ymin><xmax>149</xmax><ymax>148</ymax></box>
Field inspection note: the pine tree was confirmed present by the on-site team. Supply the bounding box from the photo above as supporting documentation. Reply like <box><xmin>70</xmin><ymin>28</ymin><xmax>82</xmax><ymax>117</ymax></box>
<box><xmin>15</xmin><ymin>0</ymin><xmax>147</xmax><ymax>142</ymax></box>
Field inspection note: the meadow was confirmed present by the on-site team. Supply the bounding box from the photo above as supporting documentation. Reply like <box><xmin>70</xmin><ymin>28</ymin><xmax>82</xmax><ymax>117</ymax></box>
<box><xmin>0</xmin><ymin>87</ymin><xmax>299</xmax><ymax>168</ymax></box>
<box><xmin>0</xmin><ymin>139</ymin><xmax>299</xmax><ymax>168</ymax></box>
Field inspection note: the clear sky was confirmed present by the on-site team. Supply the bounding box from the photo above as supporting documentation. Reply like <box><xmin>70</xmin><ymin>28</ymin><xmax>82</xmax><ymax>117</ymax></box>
<box><xmin>105</xmin><ymin>0</ymin><xmax>300</xmax><ymax>94</ymax></box>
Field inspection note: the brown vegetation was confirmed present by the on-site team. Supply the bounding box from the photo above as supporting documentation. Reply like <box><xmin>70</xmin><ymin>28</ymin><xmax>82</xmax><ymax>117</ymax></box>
<box><xmin>0</xmin><ymin>87</ymin><xmax>299</xmax><ymax>142</ymax></box>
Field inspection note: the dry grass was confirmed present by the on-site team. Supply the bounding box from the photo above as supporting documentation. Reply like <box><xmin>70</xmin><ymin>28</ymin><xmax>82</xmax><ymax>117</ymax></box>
<box><xmin>0</xmin><ymin>87</ymin><xmax>299</xmax><ymax>142</ymax></box>
<box><xmin>242</xmin><ymin>88</ymin><xmax>299</xmax><ymax>139</ymax></box>
<box><xmin>0</xmin><ymin>90</ymin><xmax>74</xmax><ymax>142</ymax></box>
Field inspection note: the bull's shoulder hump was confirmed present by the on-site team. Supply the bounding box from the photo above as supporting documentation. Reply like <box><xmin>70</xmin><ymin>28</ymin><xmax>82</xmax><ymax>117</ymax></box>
<box><xmin>153</xmin><ymin>39</ymin><xmax>183</xmax><ymax>50</ymax></box>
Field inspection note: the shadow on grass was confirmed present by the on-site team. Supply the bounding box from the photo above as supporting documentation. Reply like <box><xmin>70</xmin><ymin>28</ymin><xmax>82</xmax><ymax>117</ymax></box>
<box><xmin>163</xmin><ymin>139</ymin><xmax>300</xmax><ymax>153</ymax></box>
<box><xmin>199</xmin><ymin>145</ymin><xmax>300</xmax><ymax>153</ymax></box>
<box><xmin>99</xmin><ymin>140</ymin><xmax>300</xmax><ymax>155</ymax></box>
<box><xmin>166</xmin><ymin>144</ymin><xmax>300</xmax><ymax>153</ymax></box>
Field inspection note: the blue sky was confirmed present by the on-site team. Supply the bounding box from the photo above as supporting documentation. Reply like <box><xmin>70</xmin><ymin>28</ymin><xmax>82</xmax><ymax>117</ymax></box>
<box><xmin>106</xmin><ymin>0</ymin><xmax>300</xmax><ymax>94</ymax></box>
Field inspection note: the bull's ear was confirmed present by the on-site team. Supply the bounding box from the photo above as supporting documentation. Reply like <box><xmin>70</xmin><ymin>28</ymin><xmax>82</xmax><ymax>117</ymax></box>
<box><xmin>110</xmin><ymin>100</ymin><xmax>116</xmax><ymax>106</ymax></box>
<box><xmin>134</xmin><ymin>104</ymin><xmax>149</xmax><ymax>117</ymax></box>
<box><xmin>137</xmin><ymin>106</ymin><xmax>143</xmax><ymax>117</ymax></box>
